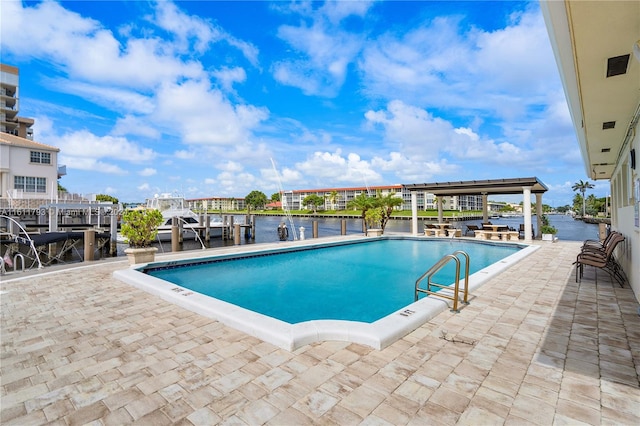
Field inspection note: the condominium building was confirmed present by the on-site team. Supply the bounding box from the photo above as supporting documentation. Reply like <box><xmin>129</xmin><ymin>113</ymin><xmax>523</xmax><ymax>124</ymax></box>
<box><xmin>1</xmin><ymin>64</ymin><xmax>34</xmax><ymax>140</ymax></box>
<box><xmin>282</xmin><ymin>185</ymin><xmax>404</xmax><ymax>211</ymax></box>
<box><xmin>186</xmin><ymin>196</ymin><xmax>246</xmax><ymax>212</ymax></box>
<box><xmin>282</xmin><ymin>185</ymin><xmax>484</xmax><ymax>212</ymax></box>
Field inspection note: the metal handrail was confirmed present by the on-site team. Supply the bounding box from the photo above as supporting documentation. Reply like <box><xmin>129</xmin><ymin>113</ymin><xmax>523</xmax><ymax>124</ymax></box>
<box><xmin>415</xmin><ymin>250</ymin><xmax>470</xmax><ymax>312</ymax></box>
<box><xmin>0</xmin><ymin>215</ymin><xmax>43</xmax><ymax>269</ymax></box>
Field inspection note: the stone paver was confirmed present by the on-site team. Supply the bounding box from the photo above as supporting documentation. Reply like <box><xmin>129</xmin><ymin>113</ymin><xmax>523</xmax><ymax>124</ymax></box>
<box><xmin>1</xmin><ymin>240</ymin><xmax>639</xmax><ymax>425</ymax></box>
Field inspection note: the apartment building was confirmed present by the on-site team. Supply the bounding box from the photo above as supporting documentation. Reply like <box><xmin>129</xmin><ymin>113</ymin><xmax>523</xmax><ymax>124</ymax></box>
<box><xmin>1</xmin><ymin>64</ymin><xmax>34</xmax><ymax>140</ymax></box>
<box><xmin>282</xmin><ymin>185</ymin><xmax>483</xmax><ymax>212</ymax></box>
<box><xmin>186</xmin><ymin>196</ymin><xmax>246</xmax><ymax>212</ymax></box>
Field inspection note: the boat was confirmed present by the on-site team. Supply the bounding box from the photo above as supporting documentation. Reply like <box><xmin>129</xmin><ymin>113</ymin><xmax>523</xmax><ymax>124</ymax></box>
<box><xmin>145</xmin><ymin>193</ymin><xmax>224</xmax><ymax>241</ymax></box>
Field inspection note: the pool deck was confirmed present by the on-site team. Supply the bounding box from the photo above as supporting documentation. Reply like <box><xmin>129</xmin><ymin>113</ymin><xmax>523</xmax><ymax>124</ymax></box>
<box><xmin>1</xmin><ymin>238</ymin><xmax>639</xmax><ymax>425</ymax></box>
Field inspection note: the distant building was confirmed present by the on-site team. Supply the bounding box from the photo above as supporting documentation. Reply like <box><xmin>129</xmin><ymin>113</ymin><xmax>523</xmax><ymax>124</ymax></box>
<box><xmin>265</xmin><ymin>201</ymin><xmax>282</xmax><ymax>210</ymax></box>
<box><xmin>0</xmin><ymin>133</ymin><xmax>66</xmax><ymax>207</ymax></box>
<box><xmin>1</xmin><ymin>64</ymin><xmax>34</xmax><ymax>140</ymax></box>
<box><xmin>281</xmin><ymin>185</ymin><xmax>483</xmax><ymax>212</ymax></box>
<box><xmin>186</xmin><ymin>196</ymin><xmax>246</xmax><ymax>212</ymax></box>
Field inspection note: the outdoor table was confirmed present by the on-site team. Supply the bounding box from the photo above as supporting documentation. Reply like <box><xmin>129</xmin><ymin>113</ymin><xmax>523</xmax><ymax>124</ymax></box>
<box><xmin>434</xmin><ymin>223</ymin><xmax>451</xmax><ymax>237</ymax></box>
<box><xmin>482</xmin><ymin>224</ymin><xmax>509</xmax><ymax>240</ymax></box>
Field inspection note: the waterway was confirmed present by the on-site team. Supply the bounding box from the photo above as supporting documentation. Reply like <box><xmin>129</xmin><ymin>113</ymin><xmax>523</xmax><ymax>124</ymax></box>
<box><xmin>150</xmin><ymin>213</ymin><xmax>600</xmax><ymax>254</ymax></box>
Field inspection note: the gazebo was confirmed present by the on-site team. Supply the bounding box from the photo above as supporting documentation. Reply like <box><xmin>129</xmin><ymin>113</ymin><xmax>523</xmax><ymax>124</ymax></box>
<box><xmin>404</xmin><ymin>177</ymin><xmax>549</xmax><ymax>242</ymax></box>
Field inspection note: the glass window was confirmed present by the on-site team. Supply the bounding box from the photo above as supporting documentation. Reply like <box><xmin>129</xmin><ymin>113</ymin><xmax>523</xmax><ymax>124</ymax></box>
<box><xmin>14</xmin><ymin>176</ymin><xmax>46</xmax><ymax>193</ymax></box>
<box><xmin>30</xmin><ymin>151</ymin><xmax>51</xmax><ymax>164</ymax></box>
<box><xmin>37</xmin><ymin>177</ymin><xmax>46</xmax><ymax>192</ymax></box>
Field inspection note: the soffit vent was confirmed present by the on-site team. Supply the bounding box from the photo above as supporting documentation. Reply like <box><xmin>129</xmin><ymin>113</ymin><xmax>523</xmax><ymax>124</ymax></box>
<box><xmin>602</xmin><ymin>121</ymin><xmax>616</xmax><ymax>130</ymax></box>
<box><xmin>606</xmin><ymin>54</ymin><xmax>630</xmax><ymax>77</ymax></box>
<box><xmin>601</xmin><ymin>148</ymin><xmax>611</xmax><ymax>152</ymax></box>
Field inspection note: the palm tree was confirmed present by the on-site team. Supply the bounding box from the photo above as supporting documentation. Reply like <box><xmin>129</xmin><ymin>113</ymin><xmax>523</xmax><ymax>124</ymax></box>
<box><xmin>347</xmin><ymin>193</ymin><xmax>374</xmax><ymax>232</ymax></box>
<box><xmin>376</xmin><ymin>192</ymin><xmax>403</xmax><ymax>233</ymax></box>
<box><xmin>328</xmin><ymin>190</ymin><xmax>340</xmax><ymax>210</ymax></box>
<box><xmin>572</xmin><ymin>180</ymin><xmax>595</xmax><ymax>217</ymax></box>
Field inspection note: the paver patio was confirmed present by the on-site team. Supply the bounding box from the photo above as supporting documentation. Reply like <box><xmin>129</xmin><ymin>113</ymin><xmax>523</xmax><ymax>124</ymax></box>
<box><xmin>1</xmin><ymin>240</ymin><xmax>639</xmax><ymax>425</ymax></box>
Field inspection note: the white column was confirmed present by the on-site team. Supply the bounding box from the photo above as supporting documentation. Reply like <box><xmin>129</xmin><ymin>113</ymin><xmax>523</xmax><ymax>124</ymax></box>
<box><xmin>437</xmin><ymin>196</ymin><xmax>443</xmax><ymax>223</ymax></box>
<box><xmin>0</xmin><ymin>171</ymin><xmax>6</xmax><ymax>199</ymax></box>
<box><xmin>535</xmin><ymin>193</ymin><xmax>543</xmax><ymax>239</ymax></box>
<box><xmin>49</xmin><ymin>207</ymin><xmax>58</xmax><ymax>232</ymax></box>
<box><xmin>411</xmin><ymin>191</ymin><xmax>418</xmax><ymax>235</ymax></box>
<box><xmin>523</xmin><ymin>187</ymin><xmax>532</xmax><ymax>243</ymax></box>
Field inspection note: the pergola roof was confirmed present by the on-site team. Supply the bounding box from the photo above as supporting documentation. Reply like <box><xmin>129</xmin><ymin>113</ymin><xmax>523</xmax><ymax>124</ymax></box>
<box><xmin>404</xmin><ymin>177</ymin><xmax>548</xmax><ymax>196</ymax></box>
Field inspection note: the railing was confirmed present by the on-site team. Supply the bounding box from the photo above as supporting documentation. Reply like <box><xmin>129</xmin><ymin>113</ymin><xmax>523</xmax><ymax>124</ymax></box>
<box><xmin>415</xmin><ymin>250</ymin><xmax>470</xmax><ymax>312</ymax></box>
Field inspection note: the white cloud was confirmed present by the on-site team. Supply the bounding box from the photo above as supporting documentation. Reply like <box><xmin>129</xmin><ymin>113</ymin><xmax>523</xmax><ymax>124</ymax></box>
<box><xmin>213</xmin><ymin>67</ymin><xmax>247</xmax><ymax>92</ymax></box>
<box><xmin>319</xmin><ymin>0</ymin><xmax>373</xmax><ymax>25</ymax></box>
<box><xmin>216</xmin><ymin>171</ymin><xmax>258</xmax><ymax>195</ymax></box>
<box><xmin>137</xmin><ymin>183</ymin><xmax>151</xmax><ymax>191</ymax></box>
<box><xmin>365</xmin><ymin>100</ymin><xmax>457</xmax><ymax>158</ymax></box>
<box><xmin>139</xmin><ymin>168</ymin><xmax>157</xmax><ymax>177</ymax></box>
<box><xmin>50</xmin><ymin>79</ymin><xmax>155</xmax><ymax>114</ymax></box>
<box><xmin>151</xmin><ymin>1</ymin><xmax>259</xmax><ymax>65</ymax></box>
<box><xmin>371</xmin><ymin>153</ymin><xmax>458</xmax><ymax>182</ymax></box>
<box><xmin>295</xmin><ymin>150</ymin><xmax>382</xmax><ymax>185</ymax></box>
<box><xmin>1</xmin><ymin>1</ymin><xmax>204</xmax><ymax>89</ymax></box>
<box><xmin>359</xmin><ymin>7</ymin><xmax>560</xmax><ymax>121</ymax></box>
<box><xmin>112</xmin><ymin>115</ymin><xmax>161</xmax><ymax>139</ymax></box>
<box><xmin>153</xmin><ymin>80</ymin><xmax>269</xmax><ymax>145</ymax></box>
<box><xmin>51</xmin><ymin>130</ymin><xmax>156</xmax><ymax>163</ymax></box>
<box><xmin>272</xmin><ymin>2</ymin><xmax>369</xmax><ymax>96</ymax></box>
<box><xmin>365</xmin><ymin>100</ymin><xmax>535</xmax><ymax>168</ymax></box>
<box><xmin>217</xmin><ymin>161</ymin><xmax>244</xmax><ymax>173</ymax></box>
<box><xmin>174</xmin><ymin>150</ymin><xmax>196</xmax><ymax>160</ymax></box>
<box><xmin>57</xmin><ymin>156</ymin><xmax>127</xmax><ymax>175</ymax></box>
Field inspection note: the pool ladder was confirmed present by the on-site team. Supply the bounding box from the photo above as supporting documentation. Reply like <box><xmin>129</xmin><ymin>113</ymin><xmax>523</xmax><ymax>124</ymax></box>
<box><xmin>414</xmin><ymin>250</ymin><xmax>470</xmax><ymax>312</ymax></box>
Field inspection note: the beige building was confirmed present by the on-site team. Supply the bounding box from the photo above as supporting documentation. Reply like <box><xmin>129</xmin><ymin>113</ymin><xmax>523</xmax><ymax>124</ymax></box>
<box><xmin>541</xmin><ymin>1</ymin><xmax>639</xmax><ymax>300</ymax></box>
<box><xmin>186</xmin><ymin>196</ymin><xmax>246</xmax><ymax>212</ymax></box>
<box><xmin>0</xmin><ymin>133</ymin><xmax>65</xmax><ymax>207</ymax></box>
<box><xmin>1</xmin><ymin>64</ymin><xmax>34</xmax><ymax>140</ymax></box>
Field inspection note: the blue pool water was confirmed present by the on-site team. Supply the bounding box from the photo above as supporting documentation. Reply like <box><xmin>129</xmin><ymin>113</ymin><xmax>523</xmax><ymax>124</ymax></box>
<box><xmin>145</xmin><ymin>238</ymin><xmax>521</xmax><ymax>324</ymax></box>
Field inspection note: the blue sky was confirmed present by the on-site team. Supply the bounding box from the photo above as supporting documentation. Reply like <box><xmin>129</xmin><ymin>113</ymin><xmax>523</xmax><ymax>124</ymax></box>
<box><xmin>1</xmin><ymin>0</ymin><xmax>609</xmax><ymax>205</ymax></box>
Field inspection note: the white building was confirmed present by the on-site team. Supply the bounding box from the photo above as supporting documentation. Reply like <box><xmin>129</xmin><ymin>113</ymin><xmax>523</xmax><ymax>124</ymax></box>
<box><xmin>0</xmin><ymin>133</ymin><xmax>65</xmax><ymax>208</ymax></box>
<box><xmin>281</xmin><ymin>185</ymin><xmax>483</xmax><ymax>212</ymax></box>
<box><xmin>541</xmin><ymin>1</ymin><xmax>639</xmax><ymax>299</ymax></box>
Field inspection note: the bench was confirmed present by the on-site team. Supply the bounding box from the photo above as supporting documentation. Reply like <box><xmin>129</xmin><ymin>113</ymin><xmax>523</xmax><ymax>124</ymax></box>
<box><xmin>446</xmin><ymin>229</ymin><xmax>462</xmax><ymax>237</ymax></box>
<box><xmin>475</xmin><ymin>230</ymin><xmax>520</xmax><ymax>241</ymax></box>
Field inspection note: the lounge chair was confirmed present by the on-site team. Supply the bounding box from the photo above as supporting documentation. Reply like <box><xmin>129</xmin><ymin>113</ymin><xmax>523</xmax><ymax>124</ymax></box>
<box><xmin>465</xmin><ymin>225</ymin><xmax>480</xmax><ymax>236</ymax></box>
<box><xmin>575</xmin><ymin>232</ymin><xmax>626</xmax><ymax>286</ymax></box>
<box><xmin>424</xmin><ymin>223</ymin><xmax>438</xmax><ymax>236</ymax></box>
<box><xmin>581</xmin><ymin>231</ymin><xmax>619</xmax><ymax>253</ymax></box>
<box><xmin>518</xmin><ymin>224</ymin><xmax>535</xmax><ymax>239</ymax></box>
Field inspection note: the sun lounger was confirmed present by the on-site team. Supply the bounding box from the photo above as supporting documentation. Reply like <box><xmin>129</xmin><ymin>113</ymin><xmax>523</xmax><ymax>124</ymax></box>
<box><xmin>465</xmin><ymin>225</ymin><xmax>480</xmax><ymax>236</ymax></box>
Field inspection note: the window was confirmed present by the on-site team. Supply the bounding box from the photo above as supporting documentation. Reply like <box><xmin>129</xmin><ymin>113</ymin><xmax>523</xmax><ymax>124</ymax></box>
<box><xmin>14</xmin><ymin>176</ymin><xmax>46</xmax><ymax>193</ymax></box>
<box><xmin>30</xmin><ymin>151</ymin><xmax>51</xmax><ymax>164</ymax></box>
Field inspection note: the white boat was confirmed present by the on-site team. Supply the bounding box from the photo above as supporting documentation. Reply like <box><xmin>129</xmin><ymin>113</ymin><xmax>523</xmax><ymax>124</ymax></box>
<box><xmin>146</xmin><ymin>193</ymin><xmax>224</xmax><ymax>241</ymax></box>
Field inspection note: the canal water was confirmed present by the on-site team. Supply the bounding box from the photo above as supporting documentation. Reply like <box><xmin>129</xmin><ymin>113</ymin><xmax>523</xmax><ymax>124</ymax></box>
<box><xmin>154</xmin><ymin>213</ymin><xmax>600</xmax><ymax>254</ymax></box>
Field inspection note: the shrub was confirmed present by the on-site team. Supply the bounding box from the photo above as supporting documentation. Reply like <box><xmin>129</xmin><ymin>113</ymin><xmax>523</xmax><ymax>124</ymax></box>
<box><xmin>540</xmin><ymin>224</ymin><xmax>558</xmax><ymax>235</ymax></box>
<box><xmin>120</xmin><ymin>209</ymin><xmax>163</xmax><ymax>248</ymax></box>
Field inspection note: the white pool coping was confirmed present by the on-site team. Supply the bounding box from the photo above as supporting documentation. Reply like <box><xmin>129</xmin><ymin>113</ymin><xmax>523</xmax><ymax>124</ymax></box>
<box><xmin>114</xmin><ymin>237</ymin><xmax>539</xmax><ymax>351</ymax></box>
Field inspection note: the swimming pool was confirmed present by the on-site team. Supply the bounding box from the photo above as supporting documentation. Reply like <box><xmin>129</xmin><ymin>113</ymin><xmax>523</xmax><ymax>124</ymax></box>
<box><xmin>114</xmin><ymin>236</ymin><xmax>538</xmax><ymax>350</ymax></box>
